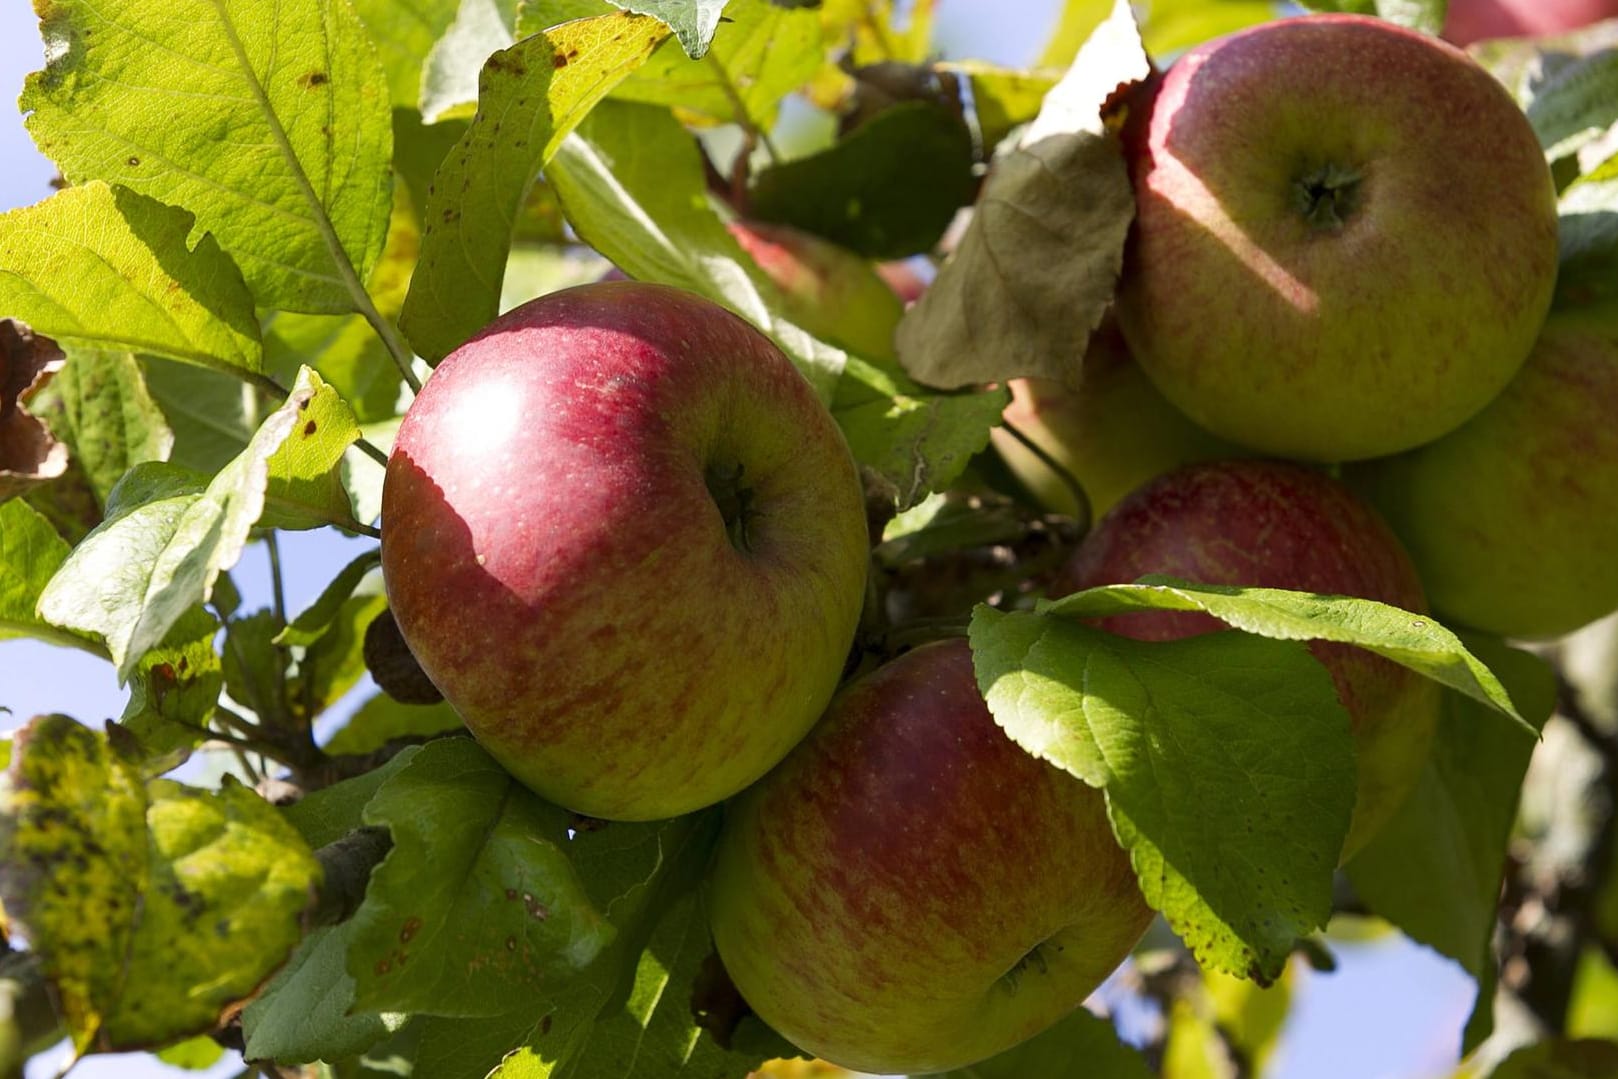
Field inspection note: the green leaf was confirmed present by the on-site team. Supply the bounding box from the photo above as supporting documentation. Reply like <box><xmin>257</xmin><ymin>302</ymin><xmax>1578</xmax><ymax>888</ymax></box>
<box><xmin>917</xmin><ymin>1005</ymin><xmax>1152</xmax><ymax>1078</ymax></box>
<box><xmin>1554</xmin><ymin>174</ymin><xmax>1618</xmax><ymax>316</ymax></box>
<box><xmin>1346</xmin><ymin>638</ymin><xmax>1554</xmax><ymax>1045</ymax></box>
<box><xmin>25</xmin><ymin>349</ymin><xmax>174</xmax><ymax>509</ymax></box>
<box><xmin>141</xmin><ymin>358</ymin><xmax>258</xmax><ymax>476</ymax></box>
<box><xmin>748</xmin><ymin>101</ymin><xmax>975</xmax><ymax>259</ymax></box>
<box><xmin>970</xmin><ymin>607</ymin><xmax>1356</xmax><ymax>981</ymax></box>
<box><xmin>0</xmin><ymin>716</ymin><xmax>320</xmax><ymax>1052</ymax></box>
<box><xmin>324</xmin><ymin>694</ymin><xmax>464</xmax><ymax>756</ymax></box>
<box><xmin>1036</xmin><ymin>0</ymin><xmax>1112</xmax><ymax>68</ymax></box>
<box><xmin>398</xmin><ymin>14</ymin><xmax>672</xmax><ymax>361</ymax></box>
<box><xmin>296</xmin><ymin>593</ymin><xmax>389</xmax><ymax>722</ymax></box>
<box><xmin>0</xmin><ymin>185</ymin><xmax>262</xmax><ymax>376</ymax></box>
<box><xmin>420</xmin><ymin>0</ymin><xmax>522</xmax><ymax>123</ymax></box>
<box><xmin>346</xmin><ymin>738</ymin><xmax>615</xmax><ymax>1016</ymax></box>
<box><xmin>259</xmin><ymin>367</ymin><xmax>364</xmax><ymax>531</ymax></box>
<box><xmin>1141</xmin><ymin>0</ymin><xmax>1286</xmax><ymax>52</ymax></box>
<box><xmin>945</xmin><ymin>61</ymin><xmax>1060</xmax><ymax>152</ymax></box>
<box><xmin>606</xmin><ymin>0</ymin><xmax>729</xmax><ymax>58</ymax></box>
<box><xmin>895</xmin><ymin>2</ymin><xmax>1141</xmax><ymax>388</ymax></box>
<box><xmin>277</xmin><ymin>549</ymin><xmax>384</xmax><ymax>648</ymax></box>
<box><xmin>411</xmin><ymin>812</ymin><xmax>720</xmax><ymax>1079</ymax></box>
<box><xmin>119</xmin><ymin>605</ymin><xmax>226</xmax><ymax>760</ymax></box>
<box><xmin>831</xmin><ymin>357</ymin><xmax>1008</xmax><ymax>508</ymax></box>
<box><xmin>1526</xmin><ymin>49</ymin><xmax>1618</xmax><ymax>162</ymax></box>
<box><xmin>1491</xmin><ymin>1038</ymin><xmax>1618</xmax><ymax>1079</ymax></box>
<box><xmin>1046</xmin><ymin>579</ymin><xmax>1530</xmax><ymax>729</ymax></box>
<box><xmin>547</xmin><ymin>100</ymin><xmax>847</xmax><ymax>398</ymax></box>
<box><xmin>281</xmin><ymin>745</ymin><xmax>420</xmax><ymax>850</ymax></box>
<box><xmin>0</xmin><ymin>499</ymin><xmax>101</xmax><ymax>654</ymax></box>
<box><xmin>578</xmin><ymin>0</ymin><xmax>823</xmax><ymax>128</ymax></box>
<box><xmin>243</xmin><ymin>922</ymin><xmax>410</xmax><ymax>1065</ymax></box>
<box><xmin>155</xmin><ymin>1036</ymin><xmax>226</xmax><ymax>1070</ymax></box>
<box><xmin>352</xmin><ymin>0</ymin><xmax>462</xmax><ymax>108</ymax></box>
<box><xmin>0</xmin><ymin>715</ymin><xmax>149</xmax><ymax>1054</ymax></box>
<box><xmin>37</xmin><ymin>377</ymin><xmax>329</xmax><ymax>681</ymax></box>
<box><xmin>222</xmin><ymin>609</ymin><xmax>289</xmax><ymax>731</ymax></box>
<box><xmin>23</xmin><ymin>0</ymin><xmax>394</xmax><ymax>313</ymax></box>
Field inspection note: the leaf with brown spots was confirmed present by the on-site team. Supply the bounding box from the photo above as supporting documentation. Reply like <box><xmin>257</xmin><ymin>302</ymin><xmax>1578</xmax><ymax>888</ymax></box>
<box><xmin>0</xmin><ymin>715</ymin><xmax>320</xmax><ymax>1054</ymax></box>
<box><xmin>258</xmin><ymin>367</ymin><xmax>364</xmax><ymax>532</ymax></box>
<box><xmin>345</xmin><ymin>738</ymin><xmax>615</xmax><ymax>1017</ymax></box>
<box><xmin>0</xmin><ymin>320</ymin><xmax>68</xmax><ymax>503</ymax></box>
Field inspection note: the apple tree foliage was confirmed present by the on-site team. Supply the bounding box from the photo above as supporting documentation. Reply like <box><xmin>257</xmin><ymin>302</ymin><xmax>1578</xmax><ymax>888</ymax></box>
<box><xmin>2</xmin><ymin>0</ymin><xmax>1618</xmax><ymax>1076</ymax></box>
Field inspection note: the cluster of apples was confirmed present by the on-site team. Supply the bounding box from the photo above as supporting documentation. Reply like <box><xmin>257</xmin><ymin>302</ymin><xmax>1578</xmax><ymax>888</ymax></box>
<box><xmin>375</xmin><ymin>10</ymin><xmax>1617</xmax><ymax>1076</ymax></box>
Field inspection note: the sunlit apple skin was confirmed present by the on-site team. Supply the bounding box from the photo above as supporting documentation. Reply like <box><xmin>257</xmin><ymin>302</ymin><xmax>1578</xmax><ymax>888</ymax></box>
<box><xmin>709</xmin><ymin>639</ymin><xmax>1151</xmax><ymax>1075</ymax></box>
<box><xmin>1349</xmin><ymin>312</ymin><xmax>1618</xmax><ymax>640</ymax></box>
<box><xmin>1445</xmin><ymin>0</ymin><xmax>1618</xmax><ymax>43</ymax></box>
<box><xmin>992</xmin><ymin>316</ymin><xmax>1247</xmax><ymax>519</ymax></box>
<box><xmin>729</xmin><ymin>220</ymin><xmax>905</xmax><ymax>361</ymax></box>
<box><xmin>380</xmin><ymin>282</ymin><xmax>869</xmax><ymax>821</ymax></box>
<box><xmin>1115</xmin><ymin>14</ymin><xmax>1558</xmax><ymax>462</ymax></box>
<box><xmin>1050</xmin><ymin>461</ymin><xmax>1440</xmax><ymax>860</ymax></box>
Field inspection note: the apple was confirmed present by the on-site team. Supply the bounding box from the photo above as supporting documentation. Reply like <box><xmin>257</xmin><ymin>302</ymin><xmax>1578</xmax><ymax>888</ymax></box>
<box><xmin>1444</xmin><ymin>0</ymin><xmax>1618</xmax><ymax>44</ymax></box>
<box><xmin>1348</xmin><ymin>311</ymin><xmax>1618</xmax><ymax>640</ymax></box>
<box><xmin>991</xmin><ymin>315</ymin><xmax>1247</xmax><ymax>520</ymax></box>
<box><xmin>708</xmin><ymin>638</ymin><xmax>1152</xmax><ymax>1075</ymax></box>
<box><xmin>1114</xmin><ymin>13</ymin><xmax>1559</xmax><ymax>463</ymax></box>
<box><xmin>380</xmin><ymin>281</ymin><xmax>870</xmax><ymax>821</ymax></box>
<box><xmin>1049</xmin><ymin>460</ymin><xmax>1440</xmax><ymax>860</ymax></box>
<box><xmin>729</xmin><ymin>220</ymin><xmax>905</xmax><ymax>361</ymax></box>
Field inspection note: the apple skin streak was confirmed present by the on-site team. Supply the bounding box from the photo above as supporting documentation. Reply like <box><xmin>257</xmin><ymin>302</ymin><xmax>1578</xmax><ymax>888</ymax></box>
<box><xmin>381</xmin><ymin>281</ymin><xmax>870</xmax><ymax>821</ymax></box>
<box><xmin>709</xmin><ymin>639</ymin><xmax>1152</xmax><ymax>1075</ymax></box>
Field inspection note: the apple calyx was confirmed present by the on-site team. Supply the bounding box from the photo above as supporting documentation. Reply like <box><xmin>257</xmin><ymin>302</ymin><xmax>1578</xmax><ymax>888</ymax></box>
<box><xmin>1293</xmin><ymin>162</ymin><xmax>1363</xmax><ymax>230</ymax></box>
<box><xmin>705</xmin><ymin>460</ymin><xmax>759</xmax><ymax>553</ymax></box>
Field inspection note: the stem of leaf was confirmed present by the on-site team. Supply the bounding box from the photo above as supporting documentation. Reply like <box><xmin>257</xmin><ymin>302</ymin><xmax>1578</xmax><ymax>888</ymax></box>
<box><xmin>707</xmin><ymin>53</ymin><xmax>780</xmax><ymax>164</ymax></box>
<box><xmin>999</xmin><ymin>418</ymin><xmax>1092</xmax><ymax>537</ymax></box>
<box><xmin>354</xmin><ymin>437</ymin><xmax>390</xmax><ymax>468</ymax></box>
<box><xmin>265</xmin><ymin>532</ymin><xmax>287</xmax><ymax>628</ymax></box>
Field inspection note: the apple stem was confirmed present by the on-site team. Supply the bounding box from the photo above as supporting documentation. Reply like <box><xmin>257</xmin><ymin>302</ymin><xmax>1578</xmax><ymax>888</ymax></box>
<box><xmin>999</xmin><ymin>418</ymin><xmax>1092</xmax><ymax>535</ymax></box>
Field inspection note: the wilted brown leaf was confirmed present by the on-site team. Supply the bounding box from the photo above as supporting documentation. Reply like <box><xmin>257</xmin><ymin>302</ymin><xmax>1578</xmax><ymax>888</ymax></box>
<box><xmin>0</xmin><ymin>319</ymin><xmax>68</xmax><ymax>501</ymax></box>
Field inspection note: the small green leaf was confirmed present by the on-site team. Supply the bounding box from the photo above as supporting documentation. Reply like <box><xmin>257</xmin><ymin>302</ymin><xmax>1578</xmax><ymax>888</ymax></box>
<box><xmin>832</xmin><ymin>357</ymin><xmax>1008</xmax><ymax>508</ymax></box>
<box><xmin>155</xmin><ymin>1035</ymin><xmax>226</xmax><ymax>1070</ymax></box>
<box><xmin>0</xmin><ymin>499</ymin><xmax>101</xmax><ymax>655</ymax></box>
<box><xmin>590</xmin><ymin>0</ymin><xmax>824</xmax><ymax>128</ymax></box>
<box><xmin>1141</xmin><ymin>0</ymin><xmax>1286</xmax><ymax>52</ymax></box>
<box><xmin>352</xmin><ymin>0</ymin><xmax>462</xmax><ymax>108</ymax></box>
<box><xmin>281</xmin><ymin>746</ymin><xmax>421</xmax><ymax>850</ymax></box>
<box><xmin>748</xmin><ymin>101</ymin><xmax>976</xmax><ymax>259</ymax></box>
<box><xmin>1526</xmin><ymin>50</ymin><xmax>1618</xmax><ymax>161</ymax></box>
<box><xmin>606</xmin><ymin>0</ymin><xmax>729</xmax><ymax>58</ymax></box>
<box><xmin>141</xmin><ymin>358</ymin><xmax>258</xmax><ymax>477</ymax></box>
<box><xmin>24</xmin><ymin>0</ymin><xmax>394</xmax><ymax>313</ymax></box>
<box><xmin>276</xmin><ymin>549</ymin><xmax>384</xmax><ymax>648</ymax></box>
<box><xmin>347</xmin><ymin>738</ymin><xmax>615</xmax><ymax>1016</ymax></box>
<box><xmin>945</xmin><ymin>60</ymin><xmax>1061</xmax><ymax>152</ymax></box>
<box><xmin>243</xmin><ymin>922</ymin><xmax>409</xmax><ymax>1065</ymax></box>
<box><xmin>918</xmin><ymin>1004</ymin><xmax>1152</xmax><ymax>1078</ymax></box>
<box><xmin>259</xmin><ymin>367</ymin><xmax>364</xmax><ymax>532</ymax></box>
<box><xmin>0</xmin><ymin>185</ymin><xmax>262</xmax><ymax>377</ymax></box>
<box><xmin>1036</xmin><ymin>0</ymin><xmax>1112</xmax><ymax>68</ymax></box>
<box><xmin>0</xmin><ymin>716</ymin><xmax>319</xmax><ymax>1052</ymax></box>
<box><xmin>26</xmin><ymin>349</ymin><xmax>174</xmax><ymax>510</ymax></box>
<box><xmin>296</xmin><ymin>593</ymin><xmax>389</xmax><ymax>721</ymax></box>
<box><xmin>420</xmin><ymin>0</ymin><xmax>522</xmax><ymax>122</ymax></box>
<box><xmin>1346</xmin><ymin>636</ymin><xmax>1555</xmax><ymax>1052</ymax></box>
<box><xmin>37</xmin><ymin>379</ymin><xmax>332</xmax><ymax>681</ymax></box>
<box><xmin>548</xmin><ymin>101</ymin><xmax>848</xmax><ymax>397</ymax></box>
<box><xmin>119</xmin><ymin>605</ymin><xmax>225</xmax><ymax>760</ymax></box>
<box><xmin>399</xmin><ymin>14</ymin><xmax>673</xmax><ymax>362</ymax></box>
<box><xmin>1046</xmin><ymin>579</ymin><xmax>1530</xmax><ymax>729</ymax></box>
<box><xmin>970</xmin><ymin>607</ymin><xmax>1356</xmax><ymax>981</ymax></box>
<box><xmin>1491</xmin><ymin>1038</ymin><xmax>1618</xmax><ymax>1079</ymax></box>
<box><xmin>324</xmin><ymin>693</ymin><xmax>464</xmax><ymax>756</ymax></box>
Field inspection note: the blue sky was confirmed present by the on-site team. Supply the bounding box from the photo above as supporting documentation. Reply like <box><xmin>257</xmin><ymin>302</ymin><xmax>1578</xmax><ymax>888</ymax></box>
<box><xmin>0</xmin><ymin>3</ymin><xmax>1476</xmax><ymax>1077</ymax></box>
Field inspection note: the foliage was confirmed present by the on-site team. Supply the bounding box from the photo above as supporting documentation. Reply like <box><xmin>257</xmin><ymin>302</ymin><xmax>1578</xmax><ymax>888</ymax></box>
<box><xmin>3</xmin><ymin>0</ymin><xmax>1618</xmax><ymax>1077</ymax></box>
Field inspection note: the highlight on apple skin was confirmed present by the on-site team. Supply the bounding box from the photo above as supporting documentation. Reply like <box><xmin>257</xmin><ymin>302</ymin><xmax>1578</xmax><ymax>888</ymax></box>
<box><xmin>1050</xmin><ymin>460</ymin><xmax>1441</xmax><ymax>861</ymax></box>
<box><xmin>379</xmin><ymin>281</ymin><xmax>871</xmax><ymax>821</ymax></box>
<box><xmin>708</xmin><ymin>638</ymin><xmax>1152</xmax><ymax>1075</ymax></box>
<box><xmin>1115</xmin><ymin>14</ymin><xmax>1560</xmax><ymax>462</ymax></box>
<box><xmin>1349</xmin><ymin>310</ymin><xmax>1618</xmax><ymax>641</ymax></box>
